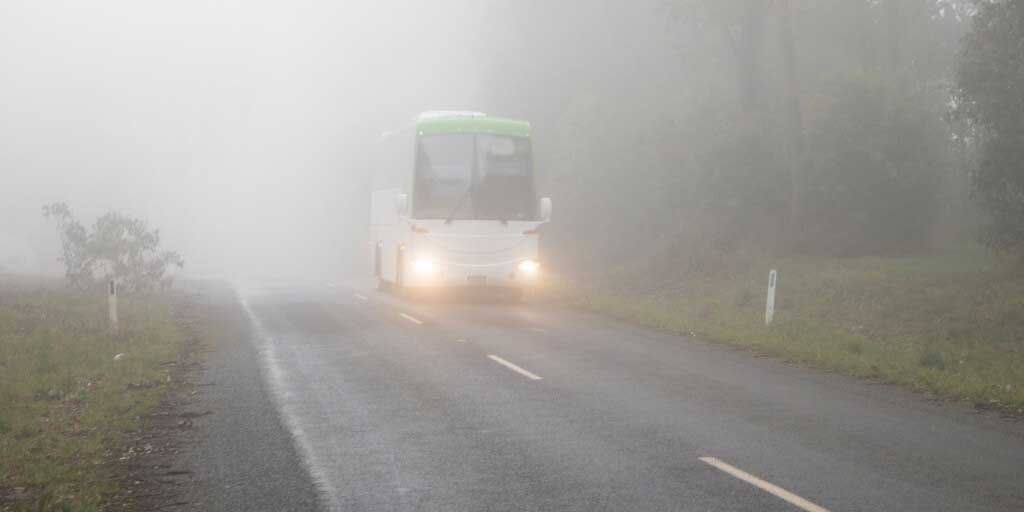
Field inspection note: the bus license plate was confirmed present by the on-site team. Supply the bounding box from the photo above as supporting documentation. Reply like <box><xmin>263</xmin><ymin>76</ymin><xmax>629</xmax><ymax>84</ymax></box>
<box><xmin>467</xmin><ymin>275</ymin><xmax>487</xmax><ymax>286</ymax></box>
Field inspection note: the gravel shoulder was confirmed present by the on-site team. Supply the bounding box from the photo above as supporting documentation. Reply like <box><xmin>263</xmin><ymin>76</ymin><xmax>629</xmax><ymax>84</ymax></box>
<box><xmin>111</xmin><ymin>281</ymin><xmax>320</xmax><ymax>511</ymax></box>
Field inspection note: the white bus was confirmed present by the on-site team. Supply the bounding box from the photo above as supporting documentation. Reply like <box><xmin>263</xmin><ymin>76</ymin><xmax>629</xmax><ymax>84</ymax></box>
<box><xmin>370</xmin><ymin>111</ymin><xmax>551</xmax><ymax>296</ymax></box>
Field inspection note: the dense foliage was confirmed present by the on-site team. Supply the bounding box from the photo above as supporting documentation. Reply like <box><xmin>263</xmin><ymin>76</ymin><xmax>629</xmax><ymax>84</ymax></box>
<box><xmin>954</xmin><ymin>0</ymin><xmax>1024</xmax><ymax>257</ymax></box>
<box><xmin>43</xmin><ymin>202</ymin><xmax>184</xmax><ymax>292</ymax></box>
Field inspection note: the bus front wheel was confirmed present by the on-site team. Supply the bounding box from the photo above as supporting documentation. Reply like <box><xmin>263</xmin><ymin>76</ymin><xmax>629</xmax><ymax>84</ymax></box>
<box><xmin>394</xmin><ymin>247</ymin><xmax>406</xmax><ymax>293</ymax></box>
<box><xmin>373</xmin><ymin>243</ymin><xmax>382</xmax><ymax>277</ymax></box>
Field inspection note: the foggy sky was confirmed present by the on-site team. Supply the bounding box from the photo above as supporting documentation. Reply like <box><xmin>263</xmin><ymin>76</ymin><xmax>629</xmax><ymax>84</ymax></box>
<box><xmin>1</xmin><ymin>1</ymin><xmax>487</xmax><ymax>281</ymax></box>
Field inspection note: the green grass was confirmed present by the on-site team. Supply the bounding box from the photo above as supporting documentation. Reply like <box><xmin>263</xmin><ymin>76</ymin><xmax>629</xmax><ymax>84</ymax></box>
<box><xmin>546</xmin><ymin>250</ymin><xmax>1024</xmax><ymax>413</ymax></box>
<box><xmin>0</xmin><ymin>276</ymin><xmax>185</xmax><ymax>511</ymax></box>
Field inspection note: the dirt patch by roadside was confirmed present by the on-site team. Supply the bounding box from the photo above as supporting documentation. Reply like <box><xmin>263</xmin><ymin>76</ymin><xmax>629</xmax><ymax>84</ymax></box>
<box><xmin>1</xmin><ymin>277</ymin><xmax>191</xmax><ymax>512</ymax></box>
<box><xmin>1</xmin><ymin>279</ymin><xmax>318</xmax><ymax>511</ymax></box>
<box><xmin>102</xmin><ymin>292</ymin><xmax>208</xmax><ymax>511</ymax></box>
<box><xmin>100</xmin><ymin>282</ymin><xmax>322</xmax><ymax>512</ymax></box>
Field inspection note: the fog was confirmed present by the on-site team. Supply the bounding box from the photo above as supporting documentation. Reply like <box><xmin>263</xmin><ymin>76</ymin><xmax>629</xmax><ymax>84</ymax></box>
<box><xmin>0</xmin><ymin>1</ymin><xmax>999</xmax><ymax>286</ymax></box>
<box><xmin>9</xmin><ymin>4</ymin><xmax>1024</xmax><ymax>511</ymax></box>
<box><xmin>1</xmin><ymin>1</ymin><xmax>487</xmax><ymax>281</ymax></box>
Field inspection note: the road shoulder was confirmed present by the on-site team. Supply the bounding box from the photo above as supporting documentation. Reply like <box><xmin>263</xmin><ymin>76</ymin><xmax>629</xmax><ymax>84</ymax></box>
<box><xmin>110</xmin><ymin>281</ymin><xmax>321</xmax><ymax>511</ymax></box>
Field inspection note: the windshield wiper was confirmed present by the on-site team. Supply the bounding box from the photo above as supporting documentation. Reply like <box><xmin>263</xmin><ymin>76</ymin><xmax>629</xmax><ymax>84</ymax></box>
<box><xmin>444</xmin><ymin>185</ymin><xmax>473</xmax><ymax>224</ymax></box>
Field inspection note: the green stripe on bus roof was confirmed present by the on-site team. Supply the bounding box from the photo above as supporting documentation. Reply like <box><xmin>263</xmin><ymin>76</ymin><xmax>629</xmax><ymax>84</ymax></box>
<box><xmin>416</xmin><ymin>116</ymin><xmax>531</xmax><ymax>137</ymax></box>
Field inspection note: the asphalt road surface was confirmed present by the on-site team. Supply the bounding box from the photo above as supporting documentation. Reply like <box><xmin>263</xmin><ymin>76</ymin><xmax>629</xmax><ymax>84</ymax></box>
<box><xmin>228</xmin><ymin>281</ymin><xmax>1024</xmax><ymax>512</ymax></box>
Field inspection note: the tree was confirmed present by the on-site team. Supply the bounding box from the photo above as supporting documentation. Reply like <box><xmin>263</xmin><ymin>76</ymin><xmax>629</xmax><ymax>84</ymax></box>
<box><xmin>803</xmin><ymin>77</ymin><xmax>948</xmax><ymax>254</ymax></box>
<box><xmin>43</xmin><ymin>203</ymin><xmax>184</xmax><ymax>292</ymax></box>
<box><xmin>954</xmin><ymin>0</ymin><xmax>1024</xmax><ymax>256</ymax></box>
<box><xmin>477</xmin><ymin>0</ymin><xmax>966</xmax><ymax>273</ymax></box>
<box><xmin>694</xmin><ymin>0</ymin><xmax>767</xmax><ymax>113</ymax></box>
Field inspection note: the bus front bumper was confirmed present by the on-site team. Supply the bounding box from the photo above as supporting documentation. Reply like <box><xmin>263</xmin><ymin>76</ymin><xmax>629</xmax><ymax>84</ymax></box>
<box><xmin>403</xmin><ymin>259</ymin><xmax>540</xmax><ymax>289</ymax></box>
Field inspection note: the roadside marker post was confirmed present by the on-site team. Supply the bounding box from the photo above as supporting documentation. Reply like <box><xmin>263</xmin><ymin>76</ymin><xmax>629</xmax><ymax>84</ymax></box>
<box><xmin>108</xmin><ymin>279</ymin><xmax>119</xmax><ymax>336</ymax></box>
<box><xmin>765</xmin><ymin>269</ymin><xmax>777</xmax><ymax>326</ymax></box>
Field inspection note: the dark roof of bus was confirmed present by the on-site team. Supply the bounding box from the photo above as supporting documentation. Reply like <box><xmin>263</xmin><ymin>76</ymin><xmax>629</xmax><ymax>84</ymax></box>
<box><xmin>415</xmin><ymin>113</ymin><xmax>531</xmax><ymax>138</ymax></box>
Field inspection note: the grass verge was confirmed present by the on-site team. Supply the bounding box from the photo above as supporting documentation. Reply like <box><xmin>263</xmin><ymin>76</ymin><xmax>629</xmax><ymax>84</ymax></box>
<box><xmin>0</xmin><ymin>276</ymin><xmax>186</xmax><ymax>511</ymax></box>
<box><xmin>545</xmin><ymin>250</ymin><xmax>1024</xmax><ymax>414</ymax></box>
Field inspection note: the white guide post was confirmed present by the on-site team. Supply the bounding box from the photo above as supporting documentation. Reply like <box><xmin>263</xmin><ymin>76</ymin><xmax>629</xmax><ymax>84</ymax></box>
<box><xmin>108</xmin><ymin>279</ymin><xmax>119</xmax><ymax>336</ymax></box>
<box><xmin>765</xmin><ymin>269</ymin><xmax>777</xmax><ymax>326</ymax></box>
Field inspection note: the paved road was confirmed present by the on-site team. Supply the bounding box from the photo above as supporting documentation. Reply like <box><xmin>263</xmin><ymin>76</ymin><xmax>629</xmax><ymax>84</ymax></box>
<box><xmin>237</xmin><ymin>282</ymin><xmax>1024</xmax><ymax>512</ymax></box>
<box><xmin>171</xmin><ymin>283</ymin><xmax>321</xmax><ymax>512</ymax></box>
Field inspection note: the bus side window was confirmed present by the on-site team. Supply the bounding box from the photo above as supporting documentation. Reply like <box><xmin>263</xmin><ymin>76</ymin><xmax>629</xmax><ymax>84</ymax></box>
<box><xmin>373</xmin><ymin>129</ymin><xmax>412</xmax><ymax>192</ymax></box>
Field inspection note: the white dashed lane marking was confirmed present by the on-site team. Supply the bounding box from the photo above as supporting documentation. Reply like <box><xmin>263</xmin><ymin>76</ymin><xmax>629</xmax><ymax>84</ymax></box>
<box><xmin>699</xmin><ymin>457</ymin><xmax>831</xmax><ymax>512</ymax></box>
<box><xmin>399</xmin><ymin>313</ymin><xmax>424</xmax><ymax>325</ymax></box>
<box><xmin>487</xmin><ymin>355</ymin><xmax>543</xmax><ymax>381</ymax></box>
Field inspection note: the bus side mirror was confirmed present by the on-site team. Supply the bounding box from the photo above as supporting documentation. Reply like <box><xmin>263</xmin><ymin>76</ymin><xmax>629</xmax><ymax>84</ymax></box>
<box><xmin>539</xmin><ymin>197</ymin><xmax>552</xmax><ymax>222</ymax></box>
<box><xmin>395</xmin><ymin>193</ymin><xmax>409</xmax><ymax>216</ymax></box>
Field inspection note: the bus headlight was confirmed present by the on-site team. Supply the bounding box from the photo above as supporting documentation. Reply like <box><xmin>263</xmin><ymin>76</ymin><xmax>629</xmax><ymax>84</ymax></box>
<box><xmin>517</xmin><ymin>259</ymin><xmax>540</xmax><ymax>276</ymax></box>
<box><xmin>412</xmin><ymin>258</ymin><xmax>436</xmax><ymax>275</ymax></box>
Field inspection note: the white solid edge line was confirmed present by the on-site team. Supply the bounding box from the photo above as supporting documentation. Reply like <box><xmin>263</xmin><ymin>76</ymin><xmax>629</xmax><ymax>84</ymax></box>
<box><xmin>354</xmin><ymin>293</ymin><xmax>368</xmax><ymax>301</ymax></box>
<box><xmin>487</xmin><ymin>354</ymin><xmax>543</xmax><ymax>380</ymax></box>
<box><xmin>699</xmin><ymin>457</ymin><xmax>831</xmax><ymax>512</ymax></box>
<box><xmin>400</xmin><ymin>313</ymin><xmax>424</xmax><ymax>325</ymax></box>
<box><xmin>238</xmin><ymin>293</ymin><xmax>341</xmax><ymax>509</ymax></box>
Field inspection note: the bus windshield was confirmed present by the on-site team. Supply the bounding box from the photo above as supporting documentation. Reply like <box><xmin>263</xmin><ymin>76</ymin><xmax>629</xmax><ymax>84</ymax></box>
<box><xmin>413</xmin><ymin>133</ymin><xmax>536</xmax><ymax>221</ymax></box>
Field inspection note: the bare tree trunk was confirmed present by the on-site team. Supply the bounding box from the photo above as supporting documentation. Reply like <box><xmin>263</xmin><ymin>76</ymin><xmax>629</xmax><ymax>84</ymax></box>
<box><xmin>852</xmin><ymin>0</ymin><xmax>876</xmax><ymax>74</ymax></box>
<box><xmin>736</xmin><ymin>0</ymin><xmax>766</xmax><ymax>113</ymax></box>
<box><xmin>777</xmin><ymin>0</ymin><xmax>804</xmax><ymax>236</ymax></box>
<box><xmin>885</xmin><ymin>0</ymin><xmax>907</xmax><ymax>97</ymax></box>
<box><xmin>885</xmin><ymin>0</ymin><xmax>903</xmax><ymax>76</ymax></box>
